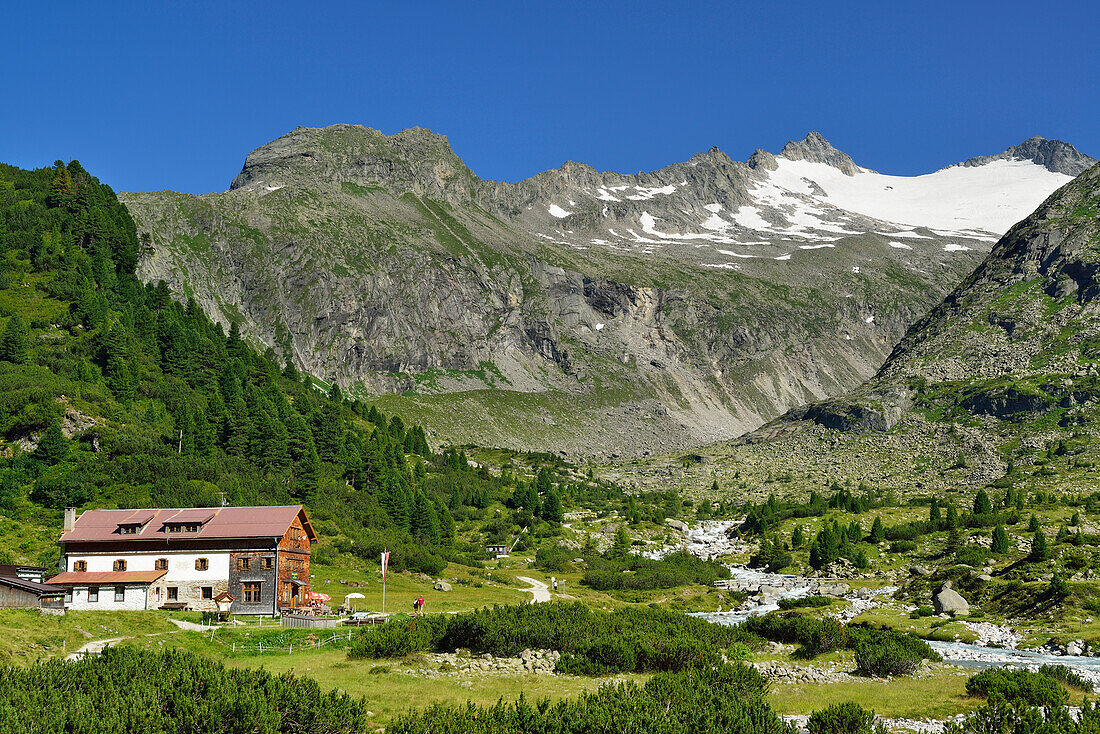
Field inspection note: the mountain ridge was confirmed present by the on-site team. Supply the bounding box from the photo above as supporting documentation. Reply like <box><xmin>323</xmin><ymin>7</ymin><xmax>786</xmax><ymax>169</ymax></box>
<box><xmin>118</xmin><ymin>126</ymin><xmax>1093</xmax><ymax>456</ymax></box>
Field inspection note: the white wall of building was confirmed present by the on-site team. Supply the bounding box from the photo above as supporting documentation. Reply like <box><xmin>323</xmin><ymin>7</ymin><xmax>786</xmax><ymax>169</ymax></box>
<box><xmin>64</xmin><ymin>584</ymin><xmax>152</xmax><ymax>611</ymax></box>
<box><xmin>68</xmin><ymin>551</ymin><xmax>230</xmax><ymax>583</ymax></box>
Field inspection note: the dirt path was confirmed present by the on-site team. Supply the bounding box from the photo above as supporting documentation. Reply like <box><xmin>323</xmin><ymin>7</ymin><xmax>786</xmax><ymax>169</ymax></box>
<box><xmin>66</xmin><ymin>636</ymin><xmax>128</xmax><ymax>661</ymax></box>
<box><xmin>64</xmin><ymin>618</ymin><xmax>206</xmax><ymax>660</ymax></box>
<box><xmin>516</xmin><ymin>576</ymin><xmax>550</xmax><ymax>604</ymax></box>
<box><xmin>167</xmin><ymin>618</ymin><xmax>208</xmax><ymax>632</ymax></box>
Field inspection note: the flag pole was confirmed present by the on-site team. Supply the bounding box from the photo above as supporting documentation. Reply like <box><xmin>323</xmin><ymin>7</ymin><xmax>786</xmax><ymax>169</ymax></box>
<box><xmin>381</xmin><ymin>549</ymin><xmax>388</xmax><ymax>614</ymax></box>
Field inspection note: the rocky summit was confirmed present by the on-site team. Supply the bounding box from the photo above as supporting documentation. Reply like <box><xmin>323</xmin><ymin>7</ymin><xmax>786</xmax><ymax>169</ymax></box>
<box><xmin>120</xmin><ymin>126</ymin><xmax>1094</xmax><ymax>456</ymax></box>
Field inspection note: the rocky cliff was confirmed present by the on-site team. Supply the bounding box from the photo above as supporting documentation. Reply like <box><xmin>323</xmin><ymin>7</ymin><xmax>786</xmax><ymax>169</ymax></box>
<box><xmin>120</xmin><ymin>126</ymin><xmax>1089</xmax><ymax>456</ymax></box>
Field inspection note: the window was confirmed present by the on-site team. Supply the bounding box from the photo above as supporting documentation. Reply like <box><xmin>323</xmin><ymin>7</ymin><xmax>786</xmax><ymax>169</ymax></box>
<box><xmin>88</xmin><ymin>586</ymin><xmax>99</xmax><ymax>602</ymax></box>
<box><xmin>167</xmin><ymin>587</ymin><xmax>178</xmax><ymax>601</ymax></box>
<box><xmin>120</xmin><ymin>525</ymin><xmax>138</xmax><ymax>535</ymax></box>
<box><xmin>154</xmin><ymin>587</ymin><xmax>161</xmax><ymax>601</ymax></box>
<box><xmin>113</xmin><ymin>559</ymin><xmax>127</xmax><ymax>572</ymax></box>
<box><xmin>242</xmin><ymin>582</ymin><xmax>261</xmax><ymax>604</ymax></box>
<box><xmin>195</xmin><ymin>558</ymin><xmax>208</xmax><ymax>571</ymax></box>
<box><xmin>64</xmin><ymin>588</ymin><xmax>72</xmax><ymax>603</ymax></box>
<box><xmin>262</xmin><ymin>557</ymin><xmax>274</xmax><ymax>570</ymax></box>
<box><xmin>73</xmin><ymin>560</ymin><xmax>87</xmax><ymax>572</ymax></box>
<box><xmin>201</xmin><ymin>587</ymin><xmax>213</xmax><ymax>599</ymax></box>
<box><xmin>155</xmin><ymin>558</ymin><xmax>168</xmax><ymax>570</ymax></box>
<box><xmin>237</xmin><ymin>558</ymin><xmax>250</xmax><ymax>571</ymax></box>
<box><xmin>165</xmin><ymin>523</ymin><xmax>201</xmax><ymax>533</ymax></box>
<box><xmin>114</xmin><ymin>586</ymin><xmax>125</xmax><ymax>602</ymax></box>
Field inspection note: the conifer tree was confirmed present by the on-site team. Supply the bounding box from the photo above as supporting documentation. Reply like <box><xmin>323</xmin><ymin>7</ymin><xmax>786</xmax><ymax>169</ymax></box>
<box><xmin>33</xmin><ymin>424</ymin><xmax>69</xmax><ymax>465</ymax></box>
<box><xmin>438</xmin><ymin>503</ymin><xmax>456</xmax><ymax>548</ymax></box>
<box><xmin>972</xmin><ymin>489</ymin><xmax>993</xmax><ymax>516</ymax></box>
<box><xmin>1029</xmin><ymin>531</ymin><xmax>1049</xmax><ymax>562</ymax></box>
<box><xmin>991</xmin><ymin>525</ymin><xmax>1010</xmax><ymax>554</ymax></box>
<box><xmin>610</xmin><ymin>526</ymin><xmax>631</xmax><ymax>559</ymax></box>
<box><xmin>0</xmin><ymin>313</ymin><xmax>30</xmax><ymax>364</ymax></box>
<box><xmin>542</xmin><ymin>489</ymin><xmax>564</xmax><ymax>523</ymax></box>
<box><xmin>869</xmin><ymin>516</ymin><xmax>885</xmax><ymax>544</ymax></box>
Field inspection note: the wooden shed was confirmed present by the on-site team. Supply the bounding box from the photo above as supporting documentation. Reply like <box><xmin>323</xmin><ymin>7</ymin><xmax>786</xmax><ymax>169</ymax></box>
<box><xmin>0</xmin><ymin>575</ymin><xmax>65</xmax><ymax>610</ymax></box>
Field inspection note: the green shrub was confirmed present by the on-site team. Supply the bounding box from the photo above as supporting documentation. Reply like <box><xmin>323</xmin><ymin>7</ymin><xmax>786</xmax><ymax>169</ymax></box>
<box><xmin>807</xmin><ymin>702</ymin><xmax>881</xmax><ymax>734</ymax></box>
<box><xmin>955</xmin><ymin>544</ymin><xmax>992</xmax><ymax>567</ymax></box>
<box><xmin>1038</xmin><ymin>664</ymin><xmax>1092</xmax><ymax>691</ymax></box>
<box><xmin>353</xmin><ymin>602</ymin><xmax>754</xmax><ymax>675</ymax></box>
<box><xmin>392</xmin><ymin>662</ymin><xmax>787</xmax><ymax>734</ymax></box>
<box><xmin>0</xmin><ymin>646</ymin><xmax>367</xmax><ymax>733</ymax></box>
<box><xmin>581</xmin><ymin>550</ymin><xmax>730</xmax><ymax>591</ymax></box>
<box><xmin>778</xmin><ymin>595</ymin><xmax>833</xmax><ymax>610</ymax></box>
<box><xmin>965</xmin><ymin>668</ymin><xmax>1069</xmax><ymax>707</ymax></box>
<box><xmin>854</xmin><ymin>638</ymin><xmax>922</xmax><ymax>677</ymax></box>
<box><xmin>348</xmin><ymin>618</ymin><xmax>434</xmax><ymax>658</ymax></box>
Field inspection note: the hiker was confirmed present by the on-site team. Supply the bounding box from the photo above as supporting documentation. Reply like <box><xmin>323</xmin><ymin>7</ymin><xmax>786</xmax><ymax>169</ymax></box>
<box><xmin>417</xmin><ymin>594</ymin><xmax>425</xmax><ymax>613</ymax></box>
<box><xmin>412</xmin><ymin>597</ymin><xmax>421</xmax><ymax>613</ymax></box>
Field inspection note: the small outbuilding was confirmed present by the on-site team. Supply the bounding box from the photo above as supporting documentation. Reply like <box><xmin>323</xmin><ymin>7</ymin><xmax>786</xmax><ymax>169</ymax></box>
<box><xmin>0</xmin><ymin>575</ymin><xmax>66</xmax><ymax>611</ymax></box>
<box><xmin>485</xmin><ymin>544</ymin><xmax>510</xmax><ymax>559</ymax></box>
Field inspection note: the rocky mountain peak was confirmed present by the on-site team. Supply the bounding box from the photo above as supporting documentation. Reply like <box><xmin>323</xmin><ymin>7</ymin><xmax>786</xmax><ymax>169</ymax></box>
<box><xmin>229</xmin><ymin>123</ymin><xmax>479</xmax><ymax>204</ymax></box>
<box><xmin>876</xmin><ymin>161</ymin><xmax>1100</xmax><ymax>385</ymax></box>
<box><xmin>958</xmin><ymin>136</ymin><xmax>1096</xmax><ymax>176</ymax></box>
<box><xmin>746</xmin><ymin>148</ymin><xmax>778</xmax><ymax>171</ymax></box>
<box><xmin>778</xmin><ymin>131</ymin><xmax>861</xmax><ymax>175</ymax></box>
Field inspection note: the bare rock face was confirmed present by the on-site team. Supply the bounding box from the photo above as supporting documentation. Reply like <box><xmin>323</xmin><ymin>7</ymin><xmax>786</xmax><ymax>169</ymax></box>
<box><xmin>959</xmin><ymin>136</ymin><xmax>1096</xmax><ymax>176</ymax></box>
<box><xmin>778</xmin><ymin>131</ymin><xmax>861</xmax><ymax>176</ymax></box>
<box><xmin>933</xmin><ymin>580</ymin><xmax>970</xmax><ymax>615</ymax></box>
<box><xmin>120</xmin><ymin>125</ymin><xmax>1088</xmax><ymax>455</ymax></box>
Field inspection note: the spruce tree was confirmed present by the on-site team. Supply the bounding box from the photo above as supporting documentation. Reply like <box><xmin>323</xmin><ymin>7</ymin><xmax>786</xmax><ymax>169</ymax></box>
<box><xmin>991</xmin><ymin>525</ymin><xmax>1010</xmax><ymax>554</ymax></box>
<box><xmin>0</xmin><ymin>313</ymin><xmax>30</xmax><ymax>364</ymax></box>
<box><xmin>33</xmin><ymin>424</ymin><xmax>69</xmax><ymax>465</ymax></box>
<box><xmin>610</xmin><ymin>526</ymin><xmax>631</xmax><ymax>559</ymax></box>
<box><xmin>1029</xmin><ymin>531</ymin><xmax>1049</xmax><ymax>562</ymax></box>
<box><xmin>870</xmin><ymin>516</ymin><xmax>885</xmax><ymax>544</ymax></box>
<box><xmin>438</xmin><ymin>503</ymin><xmax>456</xmax><ymax>548</ymax></box>
<box><xmin>972</xmin><ymin>489</ymin><xmax>993</xmax><ymax>516</ymax></box>
<box><xmin>542</xmin><ymin>489</ymin><xmax>564</xmax><ymax>523</ymax></box>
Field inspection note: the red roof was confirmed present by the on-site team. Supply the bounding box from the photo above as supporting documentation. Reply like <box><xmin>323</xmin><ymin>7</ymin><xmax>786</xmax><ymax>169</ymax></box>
<box><xmin>48</xmin><ymin>570</ymin><xmax>168</xmax><ymax>585</ymax></box>
<box><xmin>59</xmin><ymin>506</ymin><xmax>316</xmax><ymax>544</ymax></box>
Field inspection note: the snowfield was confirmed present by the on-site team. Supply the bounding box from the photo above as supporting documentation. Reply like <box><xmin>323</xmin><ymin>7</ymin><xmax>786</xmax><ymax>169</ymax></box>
<box><xmin>765</xmin><ymin>157</ymin><xmax>1072</xmax><ymax>235</ymax></box>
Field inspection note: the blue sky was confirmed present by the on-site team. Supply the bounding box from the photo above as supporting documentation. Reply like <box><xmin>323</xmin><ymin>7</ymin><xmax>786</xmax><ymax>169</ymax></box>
<box><xmin>2</xmin><ymin>1</ymin><xmax>1097</xmax><ymax>194</ymax></box>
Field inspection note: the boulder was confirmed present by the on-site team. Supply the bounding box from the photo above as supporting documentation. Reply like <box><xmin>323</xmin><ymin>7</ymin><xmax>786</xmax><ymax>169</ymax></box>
<box><xmin>666</xmin><ymin>518</ymin><xmax>689</xmax><ymax>533</ymax></box>
<box><xmin>910</xmin><ymin>565</ymin><xmax>932</xmax><ymax>576</ymax></box>
<box><xmin>433</xmin><ymin>580</ymin><xmax>453</xmax><ymax>592</ymax></box>
<box><xmin>933</xmin><ymin>581</ymin><xmax>969</xmax><ymax>615</ymax></box>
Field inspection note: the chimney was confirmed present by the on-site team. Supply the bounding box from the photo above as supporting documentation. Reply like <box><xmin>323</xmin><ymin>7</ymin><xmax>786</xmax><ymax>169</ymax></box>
<box><xmin>64</xmin><ymin>507</ymin><xmax>76</xmax><ymax>532</ymax></box>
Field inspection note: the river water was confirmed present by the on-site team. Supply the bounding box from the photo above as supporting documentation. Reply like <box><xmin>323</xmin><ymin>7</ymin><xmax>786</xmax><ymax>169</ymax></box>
<box><xmin>675</xmin><ymin>521</ymin><xmax>1100</xmax><ymax>685</ymax></box>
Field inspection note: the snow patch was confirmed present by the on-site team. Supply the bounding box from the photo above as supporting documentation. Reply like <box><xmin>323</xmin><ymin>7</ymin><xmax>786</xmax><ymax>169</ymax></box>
<box><xmin>701</xmin><ymin>213</ymin><xmax>728</xmax><ymax>231</ymax></box>
<box><xmin>944</xmin><ymin>243</ymin><xmax>972</xmax><ymax>252</ymax></box>
<box><xmin>704</xmin><ymin>203</ymin><xmax>723</xmax><ymax>213</ymax></box>
<box><xmin>889</xmin><ymin>241</ymin><xmax>913</xmax><ymax>250</ymax></box>
<box><xmin>767</xmin><ymin>157</ymin><xmax>1072</xmax><ymax>235</ymax></box>
<box><xmin>627</xmin><ymin>184</ymin><xmax>677</xmax><ymax>201</ymax></box>
<box><xmin>547</xmin><ymin>204</ymin><xmax>572</xmax><ymax>218</ymax></box>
